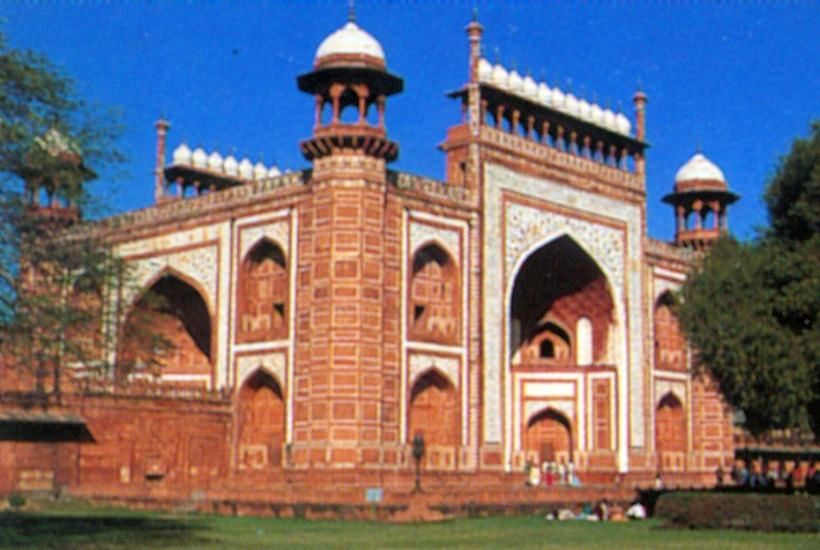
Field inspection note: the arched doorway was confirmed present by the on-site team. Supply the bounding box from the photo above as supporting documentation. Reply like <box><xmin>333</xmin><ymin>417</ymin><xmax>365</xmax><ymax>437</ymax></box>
<box><xmin>408</xmin><ymin>243</ymin><xmax>460</xmax><ymax>345</ymax></box>
<box><xmin>525</xmin><ymin>408</ymin><xmax>573</xmax><ymax>465</ymax></box>
<box><xmin>408</xmin><ymin>370</ymin><xmax>458</xmax><ymax>468</ymax></box>
<box><xmin>510</xmin><ymin>235</ymin><xmax>613</xmax><ymax>366</ymax></box>
<box><xmin>237</xmin><ymin>370</ymin><xmax>285</xmax><ymax>470</ymax></box>
<box><xmin>656</xmin><ymin>392</ymin><xmax>687</xmax><ymax>472</ymax></box>
<box><xmin>237</xmin><ymin>240</ymin><xmax>288</xmax><ymax>343</ymax></box>
<box><xmin>654</xmin><ymin>292</ymin><xmax>687</xmax><ymax>371</ymax></box>
<box><xmin>119</xmin><ymin>273</ymin><xmax>212</xmax><ymax>380</ymax></box>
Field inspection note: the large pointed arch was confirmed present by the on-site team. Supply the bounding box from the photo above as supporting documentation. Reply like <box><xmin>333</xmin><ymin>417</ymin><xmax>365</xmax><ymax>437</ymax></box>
<box><xmin>408</xmin><ymin>242</ymin><xmax>460</xmax><ymax>345</ymax></box>
<box><xmin>509</xmin><ymin>234</ymin><xmax>615</xmax><ymax>366</ymax></box>
<box><xmin>237</xmin><ymin>238</ymin><xmax>289</xmax><ymax>343</ymax></box>
<box><xmin>524</xmin><ymin>407</ymin><xmax>574</xmax><ymax>464</ymax></box>
<box><xmin>237</xmin><ymin>369</ymin><xmax>286</xmax><ymax>470</ymax></box>
<box><xmin>119</xmin><ymin>271</ymin><xmax>212</xmax><ymax>380</ymax></box>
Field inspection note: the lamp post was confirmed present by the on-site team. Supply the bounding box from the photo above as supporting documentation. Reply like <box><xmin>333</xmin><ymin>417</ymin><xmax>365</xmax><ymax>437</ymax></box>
<box><xmin>412</xmin><ymin>433</ymin><xmax>425</xmax><ymax>493</ymax></box>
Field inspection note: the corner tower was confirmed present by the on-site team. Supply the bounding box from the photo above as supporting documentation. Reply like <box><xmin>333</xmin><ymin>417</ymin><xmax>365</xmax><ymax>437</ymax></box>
<box><xmin>663</xmin><ymin>152</ymin><xmax>739</xmax><ymax>249</ymax></box>
<box><xmin>291</xmin><ymin>15</ymin><xmax>405</xmax><ymax>470</ymax></box>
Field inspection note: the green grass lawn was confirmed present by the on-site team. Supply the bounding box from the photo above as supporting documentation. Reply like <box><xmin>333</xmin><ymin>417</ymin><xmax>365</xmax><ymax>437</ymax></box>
<box><xmin>0</xmin><ymin>501</ymin><xmax>816</xmax><ymax>549</ymax></box>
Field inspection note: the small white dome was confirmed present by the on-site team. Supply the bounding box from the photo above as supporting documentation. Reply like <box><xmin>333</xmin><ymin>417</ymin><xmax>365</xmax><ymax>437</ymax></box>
<box><xmin>267</xmin><ymin>165</ymin><xmax>281</xmax><ymax>178</ymax></box>
<box><xmin>238</xmin><ymin>158</ymin><xmax>253</xmax><ymax>179</ymax></box>
<box><xmin>565</xmin><ymin>93</ymin><xmax>579</xmax><ymax>116</ymax></box>
<box><xmin>537</xmin><ymin>82</ymin><xmax>552</xmax><ymax>106</ymax></box>
<box><xmin>590</xmin><ymin>103</ymin><xmax>604</xmax><ymax>124</ymax></box>
<box><xmin>602</xmin><ymin>109</ymin><xmax>617</xmax><ymax>130</ymax></box>
<box><xmin>615</xmin><ymin>112</ymin><xmax>631</xmax><ymax>135</ymax></box>
<box><xmin>207</xmin><ymin>151</ymin><xmax>224</xmax><ymax>172</ymax></box>
<box><xmin>675</xmin><ymin>153</ymin><xmax>726</xmax><ymax>183</ymax></box>
<box><xmin>507</xmin><ymin>69</ymin><xmax>523</xmax><ymax>93</ymax></box>
<box><xmin>253</xmin><ymin>161</ymin><xmax>267</xmax><ymax>180</ymax></box>
<box><xmin>522</xmin><ymin>75</ymin><xmax>538</xmax><ymax>99</ymax></box>
<box><xmin>578</xmin><ymin>99</ymin><xmax>591</xmax><ymax>121</ymax></box>
<box><xmin>223</xmin><ymin>155</ymin><xmax>238</xmax><ymax>176</ymax></box>
<box><xmin>315</xmin><ymin>21</ymin><xmax>385</xmax><ymax>66</ymax></box>
<box><xmin>172</xmin><ymin>143</ymin><xmax>192</xmax><ymax>165</ymax></box>
<box><xmin>477</xmin><ymin>58</ymin><xmax>492</xmax><ymax>82</ymax></box>
<box><xmin>191</xmin><ymin>147</ymin><xmax>207</xmax><ymax>168</ymax></box>
<box><xmin>492</xmin><ymin>64</ymin><xmax>508</xmax><ymax>87</ymax></box>
<box><xmin>551</xmin><ymin>86</ymin><xmax>565</xmax><ymax>111</ymax></box>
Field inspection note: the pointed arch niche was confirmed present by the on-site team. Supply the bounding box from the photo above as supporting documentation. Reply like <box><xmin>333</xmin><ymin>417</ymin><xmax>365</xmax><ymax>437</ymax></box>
<box><xmin>237</xmin><ymin>239</ymin><xmax>288</xmax><ymax>343</ymax></box>
<box><xmin>524</xmin><ymin>408</ymin><xmax>573</xmax><ymax>464</ymax></box>
<box><xmin>119</xmin><ymin>273</ymin><xmax>212</xmax><ymax>380</ymax></box>
<box><xmin>237</xmin><ymin>369</ymin><xmax>285</xmax><ymax>470</ymax></box>
<box><xmin>510</xmin><ymin>235</ymin><xmax>614</xmax><ymax>367</ymax></box>
<box><xmin>408</xmin><ymin>243</ymin><xmax>460</xmax><ymax>345</ymax></box>
<box><xmin>408</xmin><ymin>369</ymin><xmax>459</xmax><ymax>468</ymax></box>
<box><xmin>654</xmin><ymin>292</ymin><xmax>687</xmax><ymax>371</ymax></box>
<box><xmin>655</xmin><ymin>391</ymin><xmax>687</xmax><ymax>472</ymax></box>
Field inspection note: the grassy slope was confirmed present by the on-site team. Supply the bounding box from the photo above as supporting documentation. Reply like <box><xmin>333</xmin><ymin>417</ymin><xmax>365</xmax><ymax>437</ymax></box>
<box><xmin>0</xmin><ymin>502</ymin><xmax>816</xmax><ymax>549</ymax></box>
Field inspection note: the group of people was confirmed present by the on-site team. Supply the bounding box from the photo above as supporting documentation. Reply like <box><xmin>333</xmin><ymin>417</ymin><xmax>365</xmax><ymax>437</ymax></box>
<box><xmin>722</xmin><ymin>459</ymin><xmax>820</xmax><ymax>492</ymax></box>
<box><xmin>545</xmin><ymin>497</ymin><xmax>647</xmax><ymax>522</ymax></box>
<box><xmin>525</xmin><ymin>458</ymin><xmax>581</xmax><ymax>487</ymax></box>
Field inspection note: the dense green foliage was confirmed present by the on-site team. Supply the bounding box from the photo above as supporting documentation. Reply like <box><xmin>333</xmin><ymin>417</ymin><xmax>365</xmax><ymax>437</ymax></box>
<box><xmin>1</xmin><ymin>501</ymin><xmax>818</xmax><ymax>549</ymax></box>
<box><xmin>678</xmin><ymin>124</ymin><xmax>820</xmax><ymax>436</ymax></box>
<box><xmin>655</xmin><ymin>492</ymin><xmax>818</xmax><ymax>532</ymax></box>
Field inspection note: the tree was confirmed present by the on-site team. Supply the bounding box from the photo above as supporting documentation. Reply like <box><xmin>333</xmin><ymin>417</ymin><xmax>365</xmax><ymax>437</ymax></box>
<box><xmin>677</xmin><ymin>123</ymin><xmax>820</xmax><ymax>437</ymax></box>
<box><xmin>0</xmin><ymin>29</ymin><xmax>164</xmax><ymax>397</ymax></box>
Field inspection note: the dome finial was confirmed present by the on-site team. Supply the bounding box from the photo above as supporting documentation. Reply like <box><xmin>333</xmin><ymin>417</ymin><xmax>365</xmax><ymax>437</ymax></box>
<box><xmin>348</xmin><ymin>0</ymin><xmax>356</xmax><ymax>23</ymax></box>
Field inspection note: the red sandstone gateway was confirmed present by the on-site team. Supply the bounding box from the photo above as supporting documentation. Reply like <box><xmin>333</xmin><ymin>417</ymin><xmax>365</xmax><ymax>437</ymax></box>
<box><xmin>1</xmin><ymin>12</ymin><xmax>737</xmax><ymax>506</ymax></box>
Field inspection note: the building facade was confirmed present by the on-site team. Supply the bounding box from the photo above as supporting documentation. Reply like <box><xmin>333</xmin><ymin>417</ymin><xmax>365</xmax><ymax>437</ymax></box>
<box><xmin>4</xmin><ymin>15</ymin><xmax>738</xmax><ymax>497</ymax></box>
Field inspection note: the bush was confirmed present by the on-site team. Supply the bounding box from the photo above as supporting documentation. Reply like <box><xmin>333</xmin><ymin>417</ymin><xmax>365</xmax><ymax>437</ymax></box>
<box><xmin>655</xmin><ymin>492</ymin><xmax>818</xmax><ymax>532</ymax></box>
<box><xmin>7</xmin><ymin>494</ymin><xmax>26</xmax><ymax>510</ymax></box>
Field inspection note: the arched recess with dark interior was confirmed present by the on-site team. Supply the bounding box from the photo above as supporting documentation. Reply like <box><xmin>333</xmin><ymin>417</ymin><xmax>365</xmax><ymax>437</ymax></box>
<box><xmin>408</xmin><ymin>243</ymin><xmax>460</xmax><ymax>345</ymax></box>
<box><xmin>654</xmin><ymin>291</ymin><xmax>687</xmax><ymax>371</ymax></box>
<box><xmin>510</xmin><ymin>235</ymin><xmax>614</xmax><ymax>366</ymax></box>
<box><xmin>119</xmin><ymin>273</ymin><xmax>212</xmax><ymax>380</ymax></box>
<box><xmin>525</xmin><ymin>408</ymin><xmax>573</xmax><ymax>464</ymax></box>
<box><xmin>237</xmin><ymin>240</ymin><xmax>288</xmax><ymax>343</ymax></box>
<box><xmin>408</xmin><ymin>369</ymin><xmax>459</xmax><ymax>468</ymax></box>
<box><xmin>655</xmin><ymin>391</ymin><xmax>687</xmax><ymax>472</ymax></box>
<box><xmin>237</xmin><ymin>369</ymin><xmax>285</xmax><ymax>470</ymax></box>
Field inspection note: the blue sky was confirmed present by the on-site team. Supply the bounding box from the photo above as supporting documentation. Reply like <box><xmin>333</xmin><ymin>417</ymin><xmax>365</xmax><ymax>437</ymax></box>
<box><xmin>2</xmin><ymin>1</ymin><xmax>818</xmax><ymax>241</ymax></box>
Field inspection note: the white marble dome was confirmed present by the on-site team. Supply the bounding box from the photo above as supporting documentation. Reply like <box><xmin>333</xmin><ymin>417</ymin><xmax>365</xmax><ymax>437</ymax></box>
<box><xmin>675</xmin><ymin>153</ymin><xmax>726</xmax><ymax>183</ymax></box>
<box><xmin>207</xmin><ymin>151</ymin><xmax>224</xmax><ymax>172</ymax></box>
<box><xmin>267</xmin><ymin>165</ymin><xmax>282</xmax><ymax>178</ymax></box>
<box><xmin>315</xmin><ymin>21</ymin><xmax>385</xmax><ymax>67</ymax></box>
<box><xmin>492</xmin><ymin>64</ymin><xmax>508</xmax><ymax>87</ymax></box>
<box><xmin>238</xmin><ymin>158</ymin><xmax>253</xmax><ymax>179</ymax></box>
<box><xmin>191</xmin><ymin>147</ymin><xmax>207</xmax><ymax>168</ymax></box>
<box><xmin>615</xmin><ymin>112</ymin><xmax>632</xmax><ymax>135</ymax></box>
<box><xmin>172</xmin><ymin>143</ymin><xmax>192</xmax><ymax>165</ymax></box>
<box><xmin>522</xmin><ymin>75</ymin><xmax>538</xmax><ymax>99</ymax></box>
<box><xmin>537</xmin><ymin>82</ymin><xmax>552</xmax><ymax>106</ymax></box>
<box><xmin>602</xmin><ymin>109</ymin><xmax>617</xmax><ymax>130</ymax></box>
<box><xmin>590</xmin><ymin>103</ymin><xmax>604</xmax><ymax>124</ymax></box>
<box><xmin>254</xmin><ymin>161</ymin><xmax>267</xmax><ymax>180</ymax></box>
<box><xmin>565</xmin><ymin>93</ymin><xmax>579</xmax><ymax>116</ymax></box>
<box><xmin>551</xmin><ymin>86</ymin><xmax>565</xmax><ymax>111</ymax></box>
<box><xmin>507</xmin><ymin>69</ymin><xmax>523</xmax><ymax>93</ymax></box>
<box><xmin>477</xmin><ymin>58</ymin><xmax>492</xmax><ymax>82</ymax></box>
<box><xmin>223</xmin><ymin>155</ymin><xmax>238</xmax><ymax>176</ymax></box>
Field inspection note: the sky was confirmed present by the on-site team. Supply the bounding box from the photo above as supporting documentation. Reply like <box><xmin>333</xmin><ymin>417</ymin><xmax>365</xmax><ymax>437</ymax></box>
<box><xmin>2</xmin><ymin>1</ymin><xmax>818</xmax><ymax>241</ymax></box>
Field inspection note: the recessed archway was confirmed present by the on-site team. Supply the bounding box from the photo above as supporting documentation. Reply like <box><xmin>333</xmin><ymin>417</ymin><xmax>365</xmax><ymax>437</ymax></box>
<box><xmin>237</xmin><ymin>369</ymin><xmax>286</xmax><ymax>470</ymax></box>
<box><xmin>408</xmin><ymin>369</ymin><xmax>458</xmax><ymax>448</ymax></box>
<box><xmin>654</xmin><ymin>292</ymin><xmax>686</xmax><ymax>371</ymax></box>
<box><xmin>119</xmin><ymin>273</ymin><xmax>212</xmax><ymax>379</ymax></box>
<box><xmin>237</xmin><ymin>239</ymin><xmax>288</xmax><ymax>343</ymax></box>
<box><xmin>510</xmin><ymin>235</ymin><xmax>613</xmax><ymax>366</ymax></box>
<box><xmin>408</xmin><ymin>243</ymin><xmax>460</xmax><ymax>345</ymax></box>
<box><xmin>656</xmin><ymin>392</ymin><xmax>687</xmax><ymax>472</ymax></box>
<box><xmin>525</xmin><ymin>408</ymin><xmax>573</xmax><ymax>464</ymax></box>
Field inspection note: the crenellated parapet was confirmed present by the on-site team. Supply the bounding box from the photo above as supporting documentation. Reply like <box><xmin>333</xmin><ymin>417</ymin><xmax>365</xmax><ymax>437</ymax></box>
<box><xmin>389</xmin><ymin>171</ymin><xmax>475</xmax><ymax>205</ymax></box>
